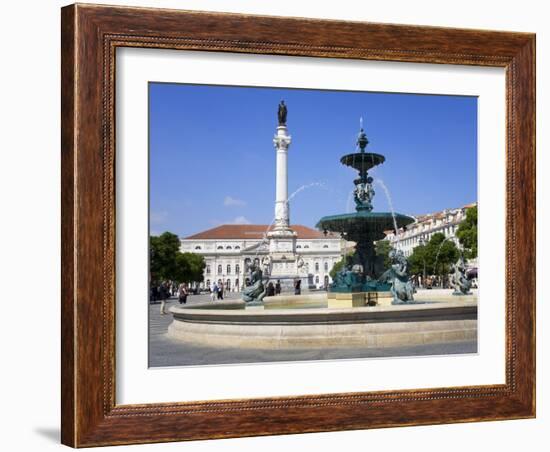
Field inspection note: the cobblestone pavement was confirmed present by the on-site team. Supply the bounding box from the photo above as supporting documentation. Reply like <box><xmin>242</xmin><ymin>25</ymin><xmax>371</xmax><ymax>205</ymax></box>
<box><xmin>148</xmin><ymin>292</ymin><xmax>242</xmax><ymax>346</ymax></box>
<box><xmin>148</xmin><ymin>293</ymin><xmax>477</xmax><ymax>367</ymax></box>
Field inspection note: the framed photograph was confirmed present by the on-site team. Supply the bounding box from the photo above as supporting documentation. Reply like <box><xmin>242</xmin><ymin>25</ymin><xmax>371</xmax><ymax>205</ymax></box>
<box><xmin>61</xmin><ymin>3</ymin><xmax>535</xmax><ymax>447</ymax></box>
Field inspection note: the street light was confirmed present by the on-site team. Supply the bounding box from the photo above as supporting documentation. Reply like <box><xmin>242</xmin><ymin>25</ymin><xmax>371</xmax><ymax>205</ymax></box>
<box><xmin>418</xmin><ymin>237</ymin><xmax>427</xmax><ymax>288</ymax></box>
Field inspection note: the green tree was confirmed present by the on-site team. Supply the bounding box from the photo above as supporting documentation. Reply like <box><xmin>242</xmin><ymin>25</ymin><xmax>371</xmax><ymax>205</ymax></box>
<box><xmin>375</xmin><ymin>240</ymin><xmax>392</xmax><ymax>269</ymax></box>
<box><xmin>175</xmin><ymin>252</ymin><xmax>206</xmax><ymax>284</ymax></box>
<box><xmin>329</xmin><ymin>257</ymin><xmax>345</xmax><ymax>280</ymax></box>
<box><xmin>150</xmin><ymin>232</ymin><xmax>181</xmax><ymax>281</ymax></box>
<box><xmin>150</xmin><ymin>232</ymin><xmax>206</xmax><ymax>283</ymax></box>
<box><xmin>429</xmin><ymin>233</ymin><xmax>460</xmax><ymax>276</ymax></box>
<box><xmin>408</xmin><ymin>243</ymin><xmax>428</xmax><ymax>276</ymax></box>
<box><xmin>456</xmin><ymin>206</ymin><xmax>478</xmax><ymax>258</ymax></box>
<box><xmin>408</xmin><ymin>232</ymin><xmax>459</xmax><ymax>277</ymax></box>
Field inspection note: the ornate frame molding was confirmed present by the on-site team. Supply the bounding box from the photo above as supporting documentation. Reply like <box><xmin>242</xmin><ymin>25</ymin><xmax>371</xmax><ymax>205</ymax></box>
<box><xmin>61</xmin><ymin>4</ymin><xmax>535</xmax><ymax>447</ymax></box>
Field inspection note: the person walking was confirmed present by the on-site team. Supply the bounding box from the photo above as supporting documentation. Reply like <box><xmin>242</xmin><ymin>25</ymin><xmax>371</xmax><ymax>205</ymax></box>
<box><xmin>150</xmin><ymin>282</ymin><xmax>159</xmax><ymax>304</ymax></box>
<box><xmin>217</xmin><ymin>282</ymin><xmax>224</xmax><ymax>300</ymax></box>
<box><xmin>159</xmin><ymin>281</ymin><xmax>169</xmax><ymax>315</ymax></box>
<box><xmin>211</xmin><ymin>281</ymin><xmax>218</xmax><ymax>301</ymax></box>
<box><xmin>294</xmin><ymin>279</ymin><xmax>301</xmax><ymax>296</ymax></box>
<box><xmin>275</xmin><ymin>280</ymin><xmax>281</xmax><ymax>295</ymax></box>
<box><xmin>178</xmin><ymin>282</ymin><xmax>188</xmax><ymax>304</ymax></box>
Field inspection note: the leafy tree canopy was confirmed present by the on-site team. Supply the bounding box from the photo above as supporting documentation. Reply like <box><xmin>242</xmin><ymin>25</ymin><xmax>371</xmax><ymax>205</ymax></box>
<box><xmin>456</xmin><ymin>206</ymin><xmax>478</xmax><ymax>259</ymax></box>
<box><xmin>175</xmin><ymin>252</ymin><xmax>206</xmax><ymax>284</ymax></box>
<box><xmin>329</xmin><ymin>258</ymin><xmax>345</xmax><ymax>280</ymax></box>
<box><xmin>375</xmin><ymin>240</ymin><xmax>392</xmax><ymax>269</ymax></box>
<box><xmin>150</xmin><ymin>232</ymin><xmax>205</xmax><ymax>283</ymax></box>
<box><xmin>408</xmin><ymin>232</ymin><xmax>459</xmax><ymax>276</ymax></box>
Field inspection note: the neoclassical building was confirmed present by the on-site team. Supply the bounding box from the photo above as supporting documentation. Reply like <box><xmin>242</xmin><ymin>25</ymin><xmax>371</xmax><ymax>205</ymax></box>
<box><xmin>384</xmin><ymin>202</ymin><xmax>477</xmax><ymax>257</ymax></box>
<box><xmin>180</xmin><ymin>224</ymin><xmax>344</xmax><ymax>291</ymax></box>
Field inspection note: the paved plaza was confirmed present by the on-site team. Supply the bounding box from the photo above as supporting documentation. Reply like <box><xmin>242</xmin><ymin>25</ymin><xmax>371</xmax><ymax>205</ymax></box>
<box><xmin>148</xmin><ymin>292</ymin><xmax>476</xmax><ymax>367</ymax></box>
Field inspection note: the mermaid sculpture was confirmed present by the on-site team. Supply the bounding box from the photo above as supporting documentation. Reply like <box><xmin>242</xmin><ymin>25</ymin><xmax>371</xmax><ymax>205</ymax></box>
<box><xmin>332</xmin><ymin>256</ymin><xmax>363</xmax><ymax>292</ymax></box>
<box><xmin>242</xmin><ymin>261</ymin><xmax>268</xmax><ymax>303</ymax></box>
<box><xmin>450</xmin><ymin>255</ymin><xmax>472</xmax><ymax>295</ymax></box>
<box><xmin>379</xmin><ymin>249</ymin><xmax>415</xmax><ymax>304</ymax></box>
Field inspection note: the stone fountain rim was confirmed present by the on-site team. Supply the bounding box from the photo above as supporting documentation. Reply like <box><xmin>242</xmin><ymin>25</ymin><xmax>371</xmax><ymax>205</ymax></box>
<box><xmin>170</xmin><ymin>300</ymin><xmax>477</xmax><ymax>324</ymax></box>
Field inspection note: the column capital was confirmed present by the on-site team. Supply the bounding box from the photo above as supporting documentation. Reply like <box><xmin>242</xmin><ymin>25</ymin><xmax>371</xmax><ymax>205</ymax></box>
<box><xmin>273</xmin><ymin>126</ymin><xmax>291</xmax><ymax>151</ymax></box>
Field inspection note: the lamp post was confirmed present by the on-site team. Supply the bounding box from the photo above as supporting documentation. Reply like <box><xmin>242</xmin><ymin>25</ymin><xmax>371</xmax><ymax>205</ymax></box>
<box><xmin>419</xmin><ymin>237</ymin><xmax>427</xmax><ymax>288</ymax></box>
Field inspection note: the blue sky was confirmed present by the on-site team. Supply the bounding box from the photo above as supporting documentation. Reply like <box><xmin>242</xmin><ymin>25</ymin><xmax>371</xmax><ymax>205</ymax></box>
<box><xmin>149</xmin><ymin>83</ymin><xmax>477</xmax><ymax>237</ymax></box>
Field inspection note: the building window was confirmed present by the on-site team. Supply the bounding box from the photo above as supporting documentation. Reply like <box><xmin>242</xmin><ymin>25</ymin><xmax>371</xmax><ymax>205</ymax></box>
<box><xmin>296</xmin><ymin>245</ymin><xmax>302</xmax><ymax>249</ymax></box>
<box><xmin>217</xmin><ymin>265</ymin><xmax>222</xmax><ymax>274</ymax></box>
<box><xmin>315</xmin><ymin>262</ymin><xmax>319</xmax><ymax>271</ymax></box>
<box><xmin>206</xmin><ymin>265</ymin><xmax>211</xmax><ymax>275</ymax></box>
<box><xmin>226</xmin><ymin>246</ymin><xmax>232</xmax><ymax>250</ymax></box>
<box><xmin>323</xmin><ymin>244</ymin><xmax>329</xmax><ymax>248</ymax></box>
<box><xmin>227</xmin><ymin>264</ymin><xmax>231</xmax><ymax>274</ymax></box>
<box><xmin>195</xmin><ymin>245</ymin><xmax>202</xmax><ymax>250</ymax></box>
<box><xmin>235</xmin><ymin>278</ymin><xmax>239</xmax><ymax>290</ymax></box>
<box><xmin>235</xmin><ymin>264</ymin><xmax>240</xmax><ymax>274</ymax></box>
<box><xmin>304</xmin><ymin>245</ymin><xmax>310</xmax><ymax>249</ymax></box>
<box><xmin>235</xmin><ymin>246</ymin><xmax>241</xmax><ymax>250</ymax></box>
<box><xmin>217</xmin><ymin>245</ymin><xmax>223</xmax><ymax>250</ymax></box>
<box><xmin>315</xmin><ymin>275</ymin><xmax>319</xmax><ymax>284</ymax></box>
<box><xmin>206</xmin><ymin>279</ymin><xmax>210</xmax><ymax>288</ymax></box>
<box><xmin>324</xmin><ymin>262</ymin><xmax>328</xmax><ymax>271</ymax></box>
<box><xmin>226</xmin><ymin>279</ymin><xmax>231</xmax><ymax>290</ymax></box>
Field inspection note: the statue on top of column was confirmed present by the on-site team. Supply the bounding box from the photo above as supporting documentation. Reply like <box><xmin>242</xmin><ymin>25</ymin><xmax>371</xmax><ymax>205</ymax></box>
<box><xmin>278</xmin><ymin>100</ymin><xmax>287</xmax><ymax>126</ymax></box>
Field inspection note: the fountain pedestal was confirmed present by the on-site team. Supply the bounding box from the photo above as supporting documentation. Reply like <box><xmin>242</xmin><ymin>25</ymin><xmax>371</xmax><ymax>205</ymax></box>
<box><xmin>328</xmin><ymin>292</ymin><xmax>366</xmax><ymax>308</ymax></box>
<box><xmin>327</xmin><ymin>291</ymin><xmax>393</xmax><ymax>308</ymax></box>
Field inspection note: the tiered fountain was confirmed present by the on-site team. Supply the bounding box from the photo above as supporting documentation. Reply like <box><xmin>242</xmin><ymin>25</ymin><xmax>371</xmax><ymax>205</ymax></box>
<box><xmin>316</xmin><ymin>125</ymin><xmax>414</xmax><ymax>296</ymax></box>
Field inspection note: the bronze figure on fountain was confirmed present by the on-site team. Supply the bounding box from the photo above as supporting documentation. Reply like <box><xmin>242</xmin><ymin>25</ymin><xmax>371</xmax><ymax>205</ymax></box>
<box><xmin>242</xmin><ymin>261</ymin><xmax>268</xmax><ymax>303</ymax></box>
<box><xmin>450</xmin><ymin>254</ymin><xmax>473</xmax><ymax>295</ymax></box>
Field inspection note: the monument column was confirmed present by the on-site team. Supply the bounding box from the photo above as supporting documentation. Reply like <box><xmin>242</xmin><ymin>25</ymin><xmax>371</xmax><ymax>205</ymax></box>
<box><xmin>273</xmin><ymin>123</ymin><xmax>292</xmax><ymax>231</ymax></box>
<box><xmin>266</xmin><ymin>101</ymin><xmax>303</xmax><ymax>291</ymax></box>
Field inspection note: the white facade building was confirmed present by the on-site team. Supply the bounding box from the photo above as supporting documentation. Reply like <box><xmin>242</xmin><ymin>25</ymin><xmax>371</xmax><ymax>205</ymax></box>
<box><xmin>384</xmin><ymin>202</ymin><xmax>476</xmax><ymax>257</ymax></box>
<box><xmin>180</xmin><ymin>224</ymin><xmax>343</xmax><ymax>290</ymax></box>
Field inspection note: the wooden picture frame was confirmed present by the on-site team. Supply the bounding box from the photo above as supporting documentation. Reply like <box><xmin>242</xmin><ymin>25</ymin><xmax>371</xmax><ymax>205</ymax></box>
<box><xmin>61</xmin><ymin>3</ymin><xmax>535</xmax><ymax>447</ymax></box>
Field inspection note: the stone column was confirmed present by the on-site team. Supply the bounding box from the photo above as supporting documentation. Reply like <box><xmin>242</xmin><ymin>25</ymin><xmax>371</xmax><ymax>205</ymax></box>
<box><xmin>273</xmin><ymin>125</ymin><xmax>292</xmax><ymax>231</ymax></box>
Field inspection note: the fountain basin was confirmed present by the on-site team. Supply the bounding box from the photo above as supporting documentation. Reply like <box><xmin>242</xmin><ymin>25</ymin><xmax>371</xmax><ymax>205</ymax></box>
<box><xmin>316</xmin><ymin>211</ymin><xmax>415</xmax><ymax>240</ymax></box>
<box><xmin>340</xmin><ymin>152</ymin><xmax>385</xmax><ymax>171</ymax></box>
<box><xmin>168</xmin><ymin>299</ymin><xmax>477</xmax><ymax>349</ymax></box>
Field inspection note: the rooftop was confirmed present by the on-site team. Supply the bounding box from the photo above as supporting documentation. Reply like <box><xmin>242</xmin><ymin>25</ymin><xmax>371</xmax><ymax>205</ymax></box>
<box><xmin>383</xmin><ymin>202</ymin><xmax>477</xmax><ymax>236</ymax></box>
<box><xmin>412</xmin><ymin>202</ymin><xmax>477</xmax><ymax>225</ymax></box>
<box><xmin>183</xmin><ymin>224</ymin><xmax>339</xmax><ymax>240</ymax></box>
